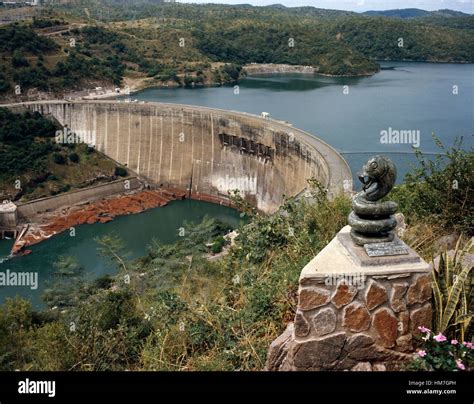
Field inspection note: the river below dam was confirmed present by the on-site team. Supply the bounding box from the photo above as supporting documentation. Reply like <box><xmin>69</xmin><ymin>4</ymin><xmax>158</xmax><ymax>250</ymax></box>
<box><xmin>124</xmin><ymin>61</ymin><xmax>473</xmax><ymax>181</ymax></box>
<box><xmin>1</xmin><ymin>61</ymin><xmax>472</xmax><ymax>308</ymax></box>
<box><xmin>0</xmin><ymin>200</ymin><xmax>241</xmax><ymax>308</ymax></box>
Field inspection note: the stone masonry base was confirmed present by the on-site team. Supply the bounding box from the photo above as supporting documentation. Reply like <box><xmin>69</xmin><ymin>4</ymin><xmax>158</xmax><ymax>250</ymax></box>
<box><xmin>266</xmin><ymin>226</ymin><xmax>432</xmax><ymax>371</ymax></box>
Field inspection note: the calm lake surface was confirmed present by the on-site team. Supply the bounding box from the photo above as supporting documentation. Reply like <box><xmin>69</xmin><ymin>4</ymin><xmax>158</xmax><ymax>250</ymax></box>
<box><xmin>0</xmin><ymin>200</ymin><xmax>241</xmax><ymax>307</ymax></box>
<box><xmin>125</xmin><ymin>61</ymin><xmax>473</xmax><ymax>181</ymax></box>
<box><xmin>1</xmin><ymin>62</ymin><xmax>472</xmax><ymax>308</ymax></box>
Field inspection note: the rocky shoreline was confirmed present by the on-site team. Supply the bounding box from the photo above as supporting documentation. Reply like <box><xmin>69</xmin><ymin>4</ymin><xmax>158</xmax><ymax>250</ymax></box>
<box><xmin>243</xmin><ymin>63</ymin><xmax>378</xmax><ymax>77</ymax></box>
<box><xmin>243</xmin><ymin>63</ymin><xmax>317</xmax><ymax>75</ymax></box>
<box><xmin>11</xmin><ymin>188</ymin><xmax>186</xmax><ymax>256</ymax></box>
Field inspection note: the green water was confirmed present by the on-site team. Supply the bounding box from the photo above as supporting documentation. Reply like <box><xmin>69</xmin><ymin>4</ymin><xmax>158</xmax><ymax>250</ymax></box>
<box><xmin>0</xmin><ymin>200</ymin><xmax>241</xmax><ymax>308</ymax></box>
<box><xmin>123</xmin><ymin>61</ymin><xmax>473</xmax><ymax>181</ymax></box>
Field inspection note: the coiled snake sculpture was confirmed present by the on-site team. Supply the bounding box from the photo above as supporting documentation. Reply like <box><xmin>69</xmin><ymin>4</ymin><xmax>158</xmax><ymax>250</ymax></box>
<box><xmin>348</xmin><ymin>155</ymin><xmax>398</xmax><ymax>246</ymax></box>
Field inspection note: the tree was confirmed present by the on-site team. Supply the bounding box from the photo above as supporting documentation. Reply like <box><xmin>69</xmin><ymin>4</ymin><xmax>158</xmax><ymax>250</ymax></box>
<box><xmin>42</xmin><ymin>256</ymin><xmax>86</xmax><ymax>308</ymax></box>
<box><xmin>95</xmin><ymin>233</ymin><xmax>130</xmax><ymax>273</ymax></box>
<box><xmin>11</xmin><ymin>50</ymin><xmax>28</xmax><ymax>68</ymax></box>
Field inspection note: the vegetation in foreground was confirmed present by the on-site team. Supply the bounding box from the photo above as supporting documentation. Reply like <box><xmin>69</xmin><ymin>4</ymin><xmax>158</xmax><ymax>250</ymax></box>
<box><xmin>0</xmin><ymin>142</ymin><xmax>472</xmax><ymax>371</ymax></box>
<box><xmin>0</xmin><ymin>107</ymin><xmax>126</xmax><ymax>202</ymax></box>
<box><xmin>406</xmin><ymin>238</ymin><xmax>473</xmax><ymax>371</ymax></box>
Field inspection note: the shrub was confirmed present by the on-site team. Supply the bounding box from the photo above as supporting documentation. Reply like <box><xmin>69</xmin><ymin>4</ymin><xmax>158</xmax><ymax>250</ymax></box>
<box><xmin>409</xmin><ymin>327</ymin><xmax>473</xmax><ymax>371</ymax></box>
<box><xmin>0</xmin><ymin>71</ymin><xmax>10</xmax><ymax>93</ymax></box>
<box><xmin>114</xmin><ymin>166</ymin><xmax>128</xmax><ymax>177</ymax></box>
<box><xmin>69</xmin><ymin>152</ymin><xmax>79</xmax><ymax>163</ymax></box>
<box><xmin>92</xmin><ymin>275</ymin><xmax>114</xmax><ymax>290</ymax></box>
<box><xmin>211</xmin><ymin>236</ymin><xmax>226</xmax><ymax>254</ymax></box>
<box><xmin>53</xmin><ymin>153</ymin><xmax>66</xmax><ymax>165</ymax></box>
<box><xmin>11</xmin><ymin>50</ymin><xmax>29</xmax><ymax>68</ymax></box>
<box><xmin>431</xmin><ymin>237</ymin><xmax>473</xmax><ymax>342</ymax></box>
<box><xmin>391</xmin><ymin>136</ymin><xmax>473</xmax><ymax>235</ymax></box>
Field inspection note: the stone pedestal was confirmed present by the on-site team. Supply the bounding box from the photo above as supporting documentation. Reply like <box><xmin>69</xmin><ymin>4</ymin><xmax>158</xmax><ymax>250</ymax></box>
<box><xmin>266</xmin><ymin>226</ymin><xmax>432</xmax><ymax>371</ymax></box>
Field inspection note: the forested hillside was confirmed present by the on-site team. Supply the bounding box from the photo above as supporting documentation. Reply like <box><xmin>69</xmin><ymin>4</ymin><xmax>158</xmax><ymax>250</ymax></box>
<box><xmin>0</xmin><ymin>107</ymin><xmax>122</xmax><ymax>201</ymax></box>
<box><xmin>318</xmin><ymin>16</ymin><xmax>474</xmax><ymax>62</ymax></box>
<box><xmin>0</xmin><ymin>2</ymin><xmax>472</xmax><ymax>100</ymax></box>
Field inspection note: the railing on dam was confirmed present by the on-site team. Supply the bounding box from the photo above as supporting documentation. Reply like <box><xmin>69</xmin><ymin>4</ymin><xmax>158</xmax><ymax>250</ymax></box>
<box><xmin>2</xmin><ymin>100</ymin><xmax>352</xmax><ymax>213</ymax></box>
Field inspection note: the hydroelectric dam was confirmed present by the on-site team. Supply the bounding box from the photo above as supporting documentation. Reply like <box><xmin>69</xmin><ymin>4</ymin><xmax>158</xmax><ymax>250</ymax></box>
<box><xmin>4</xmin><ymin>100</ymin><xmax>352</xmax><ymax>213</ymax></box>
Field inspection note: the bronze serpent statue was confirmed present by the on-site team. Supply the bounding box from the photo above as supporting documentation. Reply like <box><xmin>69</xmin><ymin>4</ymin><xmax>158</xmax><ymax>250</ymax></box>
<box><xmin>348</xmin><ymin>155</ymin><xmax>398</xmax><ymax>246</ymax></box>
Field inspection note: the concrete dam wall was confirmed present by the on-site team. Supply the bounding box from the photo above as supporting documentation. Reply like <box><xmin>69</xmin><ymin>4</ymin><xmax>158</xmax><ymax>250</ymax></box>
<box><xmin>5</xmin><ymin>101</ymin><xmax>352</xmax><ymax>213</ymax></box>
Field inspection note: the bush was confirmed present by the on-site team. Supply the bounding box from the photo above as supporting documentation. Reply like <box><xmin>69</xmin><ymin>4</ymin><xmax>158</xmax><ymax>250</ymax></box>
<box><xmin>409</xmin><ymin>327</ymin><xmax>473</xmax><ymax>371</ymax></box>
<box><xmin>0</xmin><ymin>71</ymin><xmax>10</xmax><ymax>93</ymax></box>
<box><xmin>53</xmin><ymin>153</ymin><xmax>66</xmax><ymax>165</ymax></box>
<box><xmin>92</xmin><ymin>275</ymin><xmax>114</xmax><ymax>290</ymax></box>
<box><xmin>211</xmin><ymin>236</ymin><xmax>226</xmax><ymax>254</ymax></box>
<box><xmin>69</xmin><ymin>153</ymin><xmax>79</xmax><ymax>163</ymax></box>
<box><xmin>114</xmin><ymin>166</ymin><xmax>128</xmax><ymax>177</ymax></box>
<box><xmin>391</xmin><ymin>136</ymin><xmax>473</xmax><ymax>235</ymax></box>
<box><xmin>431</xmin><ymin>238</ymin><xmax>473</xmax><ymax>342</ymax></box>
<box><xmin>11</xmin><ymin>50</ymin><xmax>29</xmax><ymax>68</ymax></box>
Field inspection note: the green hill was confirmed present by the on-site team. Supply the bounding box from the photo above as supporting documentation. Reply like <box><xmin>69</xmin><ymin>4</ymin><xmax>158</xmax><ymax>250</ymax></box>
<box><xmin>0</xmin><ymin>2</ymin><xmax>472</xmax><ymax>100</ymax></box>
<box><xmin>0</xmin><ymin>107</ymin><xmax>124</xmax><ymax>202</ymax></box>
<box><xmin>318</xmin><ymin>16</ymin><xmax>474</xmax><ymax>62</ymax></box>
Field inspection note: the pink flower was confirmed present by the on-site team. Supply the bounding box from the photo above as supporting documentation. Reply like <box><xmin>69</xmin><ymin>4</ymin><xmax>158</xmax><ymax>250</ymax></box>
<box><xmin>456</xmin><ymin>359</ymin><xmax>465</xmax><ymax>370</ymax></box>
<box><xmin>462</xmin><ymin>341</ymin><xmax>473</xmax><ymax>349</ymax></box>
<box><xmin>417</xmin><ymin>350</ymin><xmax>427</xmax><ymax>358</ymax></box>
<box><xmin>451</xmin><ymin>339</ymin><xmax>458</xmax><ymax>345</ymax></box>
<box><xmin>418</xmin><ymin>326</ymin><xmax>431</xmax><ymax>333</ymax></box>
<box><xmin>434</xmin><ymin>333</ymin><xmax>447</xmax><ymax>342</ymax></box>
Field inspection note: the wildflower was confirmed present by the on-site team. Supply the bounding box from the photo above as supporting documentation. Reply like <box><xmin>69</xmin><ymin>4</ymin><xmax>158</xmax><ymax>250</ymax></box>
<box><xmin>418</xmin><ymin>326</ymin><xmax>431</xmax><ymax>333</ymax></box>
<box><xmin>434</xmin><ymin>333</ymin><xmax>447</xmax><ymax>342</ymax></box>
<box><xmin>451</xmin><ymin>339</ymin><xmax>458</xmax><ymax>345</ymax></box>
<box><xmin>464</xmin><ymin>342</ymin><xmax>474</xmax><ymax>349</ymax></box>
<box><xmin>417</xmin><ymin>350</ymin><xmax>427</xmax><ymax>358</ymax></box>
<box><xmin>456</xmin><ymin>359</ymin><xmax>465</xmax><ymax>370</ymax></box>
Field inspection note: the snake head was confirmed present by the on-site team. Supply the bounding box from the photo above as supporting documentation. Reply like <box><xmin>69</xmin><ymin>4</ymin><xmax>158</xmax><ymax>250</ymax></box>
<box><xmin>358</xmin><ymin>158</ymin><xmax>380</xmax><ymax>191</ymax></box>
<box><xmin>357</xmin><ymin>156</ymin><xmax>397</xmax><ymax>201</ymax></box>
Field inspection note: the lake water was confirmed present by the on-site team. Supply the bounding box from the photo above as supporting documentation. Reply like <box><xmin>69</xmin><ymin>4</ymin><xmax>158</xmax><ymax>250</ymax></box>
<box><xmin>1</xmin><ymin>62</ymin><xmax>472</xmax><ymax>308</ymax></box>
<box><xmin>0</xmin><ymin>200</ymin><xmax>241</xmax><ymax>307</ymax></box>
<box><xmin>124</xmin><ymin>62</ymin><xmax>473</xmax><ymax>181</ymax></box>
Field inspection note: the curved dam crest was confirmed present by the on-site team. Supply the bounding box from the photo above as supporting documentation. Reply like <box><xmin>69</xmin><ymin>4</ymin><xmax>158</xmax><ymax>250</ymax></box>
<box><xmin>4</xmin><ymin>101</ymin><xmax>352</xmax><ymax>213</ymax></box>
